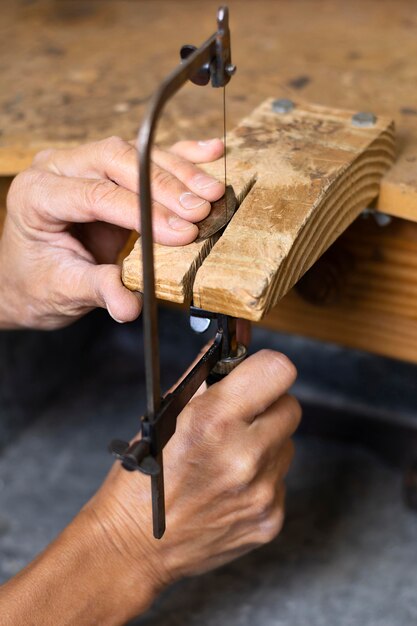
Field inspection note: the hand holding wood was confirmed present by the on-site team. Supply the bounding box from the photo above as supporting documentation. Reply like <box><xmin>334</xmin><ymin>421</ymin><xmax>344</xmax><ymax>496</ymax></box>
<box><xmin>0</xmin><ymin>136</ymin><xmax>224</xmax><ymax>329</ymax></box>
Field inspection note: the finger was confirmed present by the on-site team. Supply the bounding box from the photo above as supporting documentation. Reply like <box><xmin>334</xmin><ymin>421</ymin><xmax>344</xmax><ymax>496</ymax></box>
<box><xmin>34</xmin><ymin>137</ymin><xmax>223</xmax><ymax>214</ymax></box>
<box><xmin>257</xmin><ymin>482</ymin><xmax>286</xmax><ymax>543</ymax></box>
<box><xmin>34</xmin><ymin>140</ymin><xmax>211</xmax><ymax>230</ymax></box>
<box><xmin>33</xmin><ymin>136</ymin><xmax>139</xmax><ymax>191</ymax></box>
<box><xmin>151</xmin><ymin>202</ymin><xmax>198</xmax><ymax>245</ymax></box>
<box><xmin>253</xmin><ymin>395</ymin><xmax>301</xmax><ymax>450</ymax></box>
<box><xmin>150</xmin><ymin>162</ymin><xmax>212</xmax><ymax>222</ymax></box>
<box><xmin>21</xmin><ymin>170</ymin><xmax>198</xmax><ymax>245</ymax></box>
<box><xmin>194</xmin><ymin>349</ymin><xmax>298</xmax><ymax>425</ymax></box>
<box><xmin>276</xmin><ymin>440</ymin><xmax>295</xmax><ymax>481</ymax></box>
<box><xmin>60</xmin><ymin>262</ymin><xmax>143</xmax><ymax>323</ymax></box>
<box><xmin>242</xmin><ymin>442</ymin><xmax>293</xmax><ymax>523</ymax></box>
<box><xmin>19</xmin><ymin>168</ymin><xmax>138</xmax><ymax>230</ymax></box>
<box><xmin>264</xmin><ymin>439</ymin><xmax>296</xmax><ymax>487</ymax></box>
<box><xmin>169</xmin><ymin>138</ymin><xmax>224</xmax><ymax>163</ymax></box>
<box><xmin>93</xmin><ymin>265</ymin><xmax>143</xmax><ymax>323</ymax></box>
<box><xmin>153</xmin><ymin>148</ymin><xmax>225</xmax><ymax>202</ymax></box>
<box><xmin>229</xmin><ymin>484</ymin><xmax>287</xmax><ymax>552</ymax></box>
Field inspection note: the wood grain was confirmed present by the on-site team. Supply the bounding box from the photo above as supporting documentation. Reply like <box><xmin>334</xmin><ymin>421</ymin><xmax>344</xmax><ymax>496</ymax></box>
<box><xmin>123</xmin><ymin>99</ymin><xmax>395</xmax><ymax>321</ymax></box>
<box><xmin>193</xmin><ymin>100</ymin><xmax>395</xmax><ymax>319</ymax></box>
<box><xmin>122</xmin><ymin>174</ymin><xmax>255</xmax><ymax>302</ymax></box>
<box><xmin>0</xmin><ymin>0</ymin><xmax>415</xmax><ymax>221</ymax></box>
<box><xmin>261</xmin><ymin>216</ymin><xmax>417</xmax><ymax>364</ymax></box>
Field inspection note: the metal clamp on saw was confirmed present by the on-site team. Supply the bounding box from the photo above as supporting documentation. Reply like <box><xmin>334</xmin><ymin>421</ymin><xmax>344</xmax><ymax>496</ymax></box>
<box><xmin>109</xmin><ymin>6</ymin><xmax>245</xmax><ymax>539</ymax></box>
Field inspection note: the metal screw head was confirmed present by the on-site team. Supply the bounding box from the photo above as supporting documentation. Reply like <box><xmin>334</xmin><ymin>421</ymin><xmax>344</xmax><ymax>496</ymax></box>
<box><xmin>351</xmin><ymin>112</ymin><xmax>377</xmax><ymax>127</ymax></box>
<box><xmin>374</xmin><ymin>212</ymin><xmax>392</xmax><ymax>227</ymax></box>
<box><xmin>190</xmin><ymin>316</ymin><xmax>211</xmax><ymax>334</ymax></box>
<box><xmin>272</xmin><ymin>98</ymin><xmax>295</xmax><ymax>114</ymax></box>
<box><xmin>361</xmin><ymin>208</ymin><xmax>392</xmax><ymax>227</ymax></box>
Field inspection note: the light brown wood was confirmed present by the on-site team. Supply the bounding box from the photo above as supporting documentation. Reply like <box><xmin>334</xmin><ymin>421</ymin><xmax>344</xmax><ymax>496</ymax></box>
<box><xmin>261</xmin><ymin>216</ymin><xmax>417</xmax><ymax>364</ymax></box>
<box><xmin>122</xmin><ymin>166</ymin><xmax>255</xmax><ymax>302</ymax></box>
<box><xmin>0</xmin><ymin>0</ymin><xmax>415</xmax><ymax>222</ymax></box>
<box><xmin>193</xmin><ymin>101</ymin><xmax>395</xmax><ymax>319</ymax></box>
<box><xmin>123</xmin><ymin>234</ymin><xmax>218</xmax><ymax>304</ymax></box>
<box><xmin>123</xmin><ymin>99</ymin><xmax>395</xmax><ymax>320</ymax></box>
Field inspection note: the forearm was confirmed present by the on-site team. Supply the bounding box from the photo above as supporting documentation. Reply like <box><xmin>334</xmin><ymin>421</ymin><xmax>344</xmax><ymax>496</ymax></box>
<box><xmin>0</xmin><ymin>509</ymin><xmax>158</xmax><ymax>626</ymax></box>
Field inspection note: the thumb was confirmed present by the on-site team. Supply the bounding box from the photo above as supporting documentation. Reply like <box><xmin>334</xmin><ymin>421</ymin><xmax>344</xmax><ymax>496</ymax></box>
<box><xmin>89</xmin><ymin>264</ymin><xmax>142</xmax><ymax>322</ymax></box>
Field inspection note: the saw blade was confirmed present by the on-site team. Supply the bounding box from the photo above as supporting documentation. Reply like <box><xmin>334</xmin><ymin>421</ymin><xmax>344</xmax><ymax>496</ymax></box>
<box><xmin>195</xmin><ymin>86</ymin><xmax>234</xmax><ymax>243</ymax></box>
<box><xmin>223</xmin><ymin>85</ymin><xmax>228</xmax><ymax>224</ymax></box>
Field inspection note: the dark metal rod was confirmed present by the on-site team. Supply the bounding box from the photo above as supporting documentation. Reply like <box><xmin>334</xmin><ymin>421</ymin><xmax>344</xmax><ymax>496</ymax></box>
<box><xmin>151</xmin><ymin>454</ymin><xmax>166</xmax><ymax>538</ymax></box>
<box><xmin>137</xmin><ymin>36</ymin><xmax>218</xmax><ymax>422</ymax></box>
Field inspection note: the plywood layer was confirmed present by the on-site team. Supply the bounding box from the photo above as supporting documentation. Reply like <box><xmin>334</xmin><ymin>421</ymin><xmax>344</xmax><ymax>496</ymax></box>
<box><xmin>261</xmin><ymin>216</ymin><xmax>417</xmax><ymax>364</ymax></box>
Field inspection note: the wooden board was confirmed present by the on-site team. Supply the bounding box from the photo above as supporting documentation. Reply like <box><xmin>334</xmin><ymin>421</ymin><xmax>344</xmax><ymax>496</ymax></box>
<box><xmin>0</xmin><ymin>0</ymin><xmax>416</xmax><ymax>222</ymax></box>
<box><xmin>123</xmin><ymin>99</ymin><xmax>395</xmax><ymax>320</ymax></box>
<box><xmin>122</xmin><ymin>159</ymin><xmax>255</xmax><ymax>302</ymax></box>
<box><xmin>261</xmin><ymin>216</ymin><xmax>417</xmax><ymax>364</ymax></box>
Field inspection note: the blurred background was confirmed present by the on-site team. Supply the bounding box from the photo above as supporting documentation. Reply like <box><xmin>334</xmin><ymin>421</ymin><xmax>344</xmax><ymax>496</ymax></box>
<box><xmin>0</xmin><ymin>2</ymin><xmax>417</xmax><ymax>625</ymax></box>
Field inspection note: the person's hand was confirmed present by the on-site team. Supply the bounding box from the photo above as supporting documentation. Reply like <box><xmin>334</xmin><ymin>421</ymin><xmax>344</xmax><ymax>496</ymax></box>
<box><xmin>0</xmin><ymin>136</ymin><xmax>224</xmax><ymax>330</ymax></box>
<box><xmin>85</xmin><ymin>349</ymin><xmax>301</xmax><ymax>620</ymax></box>
<box><xmin>0</xmin><ymin>349</ymin><xmax>300</xmax><ymax>625</ymax></box>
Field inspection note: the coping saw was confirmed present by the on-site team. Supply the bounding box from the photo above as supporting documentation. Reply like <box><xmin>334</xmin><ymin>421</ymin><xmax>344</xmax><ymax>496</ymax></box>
<box><xmin>109</xmin><ymin>6</ymin><xmax>246</xmax><ymax>539</ymax></box>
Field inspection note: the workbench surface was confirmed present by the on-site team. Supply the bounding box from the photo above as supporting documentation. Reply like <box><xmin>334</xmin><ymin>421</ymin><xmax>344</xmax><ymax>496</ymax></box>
<box><xmin>1</xmin><ymin>0</ymin><xmax>417</xmax><ymax>221</ymax></box>
<box><xmin>2</xmin><ymin>0</ymin><xmax>417</xmax><ymax>364</ymax></box>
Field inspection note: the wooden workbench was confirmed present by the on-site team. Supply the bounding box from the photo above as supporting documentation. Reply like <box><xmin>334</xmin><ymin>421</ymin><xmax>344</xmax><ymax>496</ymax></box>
<box><xmin>1</xmin><ymin>0</ymin><xmax>417</xmax><ymax>362</ymax></box>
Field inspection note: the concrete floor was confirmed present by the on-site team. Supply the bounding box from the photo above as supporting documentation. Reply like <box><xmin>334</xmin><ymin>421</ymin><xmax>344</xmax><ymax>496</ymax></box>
<box><xmin>0</xmin><ymin>309</ymin><xmax>416</xmax><ymax>624</ymax></box>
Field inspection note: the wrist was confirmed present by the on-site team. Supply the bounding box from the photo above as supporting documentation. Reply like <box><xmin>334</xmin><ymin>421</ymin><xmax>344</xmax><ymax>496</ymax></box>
<box><xmin>85</xmin><ymin>468</ymin><xmax>175</xmax><ymax>595</ymax></box>
<box><xmin>0</xmin><ymin>506</ymin><xmax>159</xmax><ymax>626</ymax></box>
<box><xmin>66</xmin><ymin>506</ymin><xmax>160</xmax><ymax>622</ymax></box>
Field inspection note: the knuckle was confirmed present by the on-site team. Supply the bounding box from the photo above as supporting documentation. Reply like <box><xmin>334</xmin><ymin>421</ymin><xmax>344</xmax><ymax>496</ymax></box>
<box><xmin>259</xmin><ymin>508</ymin><xmax>285</xmax><ymax>544</ymax></box>
<box><xmin>7</xmin><ymin>171</ymin><xmax>27</xmax><ymax>208</ymax></box>
<box><xmin>182</xmin><ymin>163</ymin><xmax>202</xmax><ymax>185</ymax></box>
<box><xmin>99</xmin><ymin>135</ymin><xmax>133</xmax><ymax>166</ymax></box>
<box><xmin>32</xmin><ymin>148</ymin><xmax>55</xmax><ymax>167</ymax></box>
<box><xmin>159</xmin><ymin>149</ymin><xmax>202</xmax><ymax>188</ymax></box>
<box><xmin>287</xmin><ymin>394</ymin><xmax>302</xmax><ymax>427</ymax></box>
<box><xmin>101</xmin><ymin>135</ymin><xmax>126</xmax><ymax>154</ymax></box>
<box><xmin>8</xmin><ymin>169</ymin><xmax>46</xmax><ymax>215</ymax></box>
<box><xmin>9</xmin><ymin>169</ymin><xmax>35</xmax><ymax>195</ymax></box>
<box><xmin>231</xmin><ymin>451</ymin><xmax>258</xmax><ymax>487</ymax></box>
<box><xmin>280</xmin><ymin>393</ymin><xmax>302</xmax><ymax>428</ymax></box>
<box><xmin>152</xmin><ymin>166</ymin><xmax>176</xmax><ymax>193</ymax></box>
<box><xmin>216</xmin><ymin>387</ymin><xmax>246</xmax><ymax>418</ymax></box>
<box><xmin>185</xmin><ymin>396</ymin><xmax>226</xmax><ymax>446</ymax></box>
<box><xmin>251</xmin><ymin>483</ymin><xmax>276</xmax><ymax>517</ymax></box>
<box><xmin>85</xmin><ymin>179</ymin><xmax>118</xmax><ymax>214</ymax></box>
